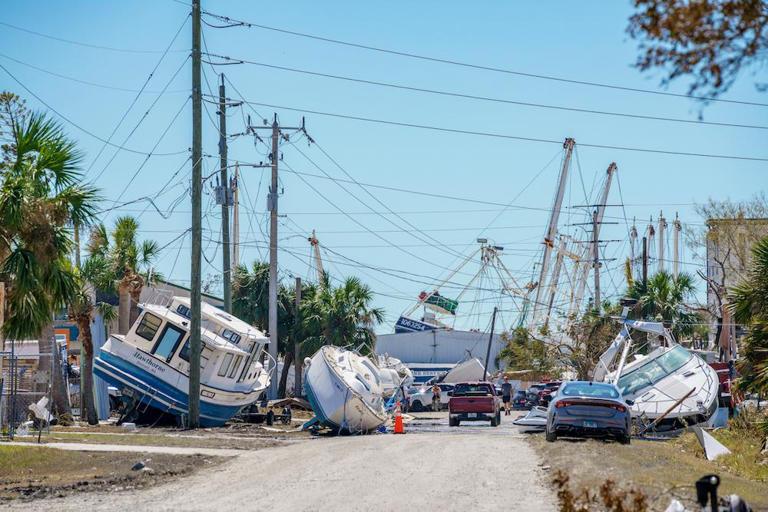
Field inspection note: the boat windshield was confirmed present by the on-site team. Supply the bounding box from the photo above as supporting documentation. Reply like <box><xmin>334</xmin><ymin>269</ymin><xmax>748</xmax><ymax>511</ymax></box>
<box><xmin>617</xmin><ymin>346</ymin><xmax>692</xmax><ymax>396</ymax></box>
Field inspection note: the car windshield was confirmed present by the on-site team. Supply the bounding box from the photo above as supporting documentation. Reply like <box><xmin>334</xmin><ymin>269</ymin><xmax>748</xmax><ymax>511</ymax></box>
<box><xmin>453</xmin><ymin>383</ymin><xmax>493</xmax><ymax>396</ymax></box>
<box><xmin>617</xmin><ymin>346</ymin><xmax>692</xmax><ymax>395</ymax></box>
<box><xmin>561</xmin><ymin>382</ymin><xmax>620</xmax><ymax>399</ymax></box>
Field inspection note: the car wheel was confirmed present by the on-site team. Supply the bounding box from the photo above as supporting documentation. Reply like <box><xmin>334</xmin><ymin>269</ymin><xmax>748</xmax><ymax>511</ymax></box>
<box><xmin>490</xmin><ymin>416</ymin><xmax>498</xmax><ymax>427</ymax></box>
<box><xmin>620</xmin><ymin>434</ymin><xmax>631</xmax><ymax>445</ymax></box>
<box><xmin>545</xmin><ymin>428</ymin><xmax>557</xmax><ymax>442</ymax></box>
<box><xmin>449</xmin><ymin>416</ymin><xmax>456</xmax><ymax>427</ymax></box>
<box><xmin>411</xmin><ymin>400</ymin><xmax>424</xmax><ymax>412</ymax></box>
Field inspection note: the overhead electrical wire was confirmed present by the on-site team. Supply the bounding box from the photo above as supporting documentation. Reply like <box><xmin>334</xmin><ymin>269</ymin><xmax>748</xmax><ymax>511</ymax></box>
<box><xmin>199</xmin><ymin>10</ymin><xmax>768</xmax><ymax>108</ymax></box>
<box><xmin>0</xmin><ymin>62</ymin><xmax>188</xmax><ymax>157</ymax></box>
<box><xmin>216</xmin><ymin>98</ymin><xmax>768</xmax><ymax>162</ymax></box>
<box><xmin>203</xmin><ymin>53</ymin><xmax>768</xmax><ymax>131</ymax></box>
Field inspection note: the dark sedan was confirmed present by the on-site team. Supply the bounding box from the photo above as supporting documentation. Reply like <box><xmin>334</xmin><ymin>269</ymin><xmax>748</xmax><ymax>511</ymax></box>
<box><xmin>545</xmin><ymin>381</ymin><xmax>632</xmax><ymax>444</ymax></box>
<box><xmin>512</xmin><ymin>390</ymin><xmax>528</xmax><ymax>410</ymax></box>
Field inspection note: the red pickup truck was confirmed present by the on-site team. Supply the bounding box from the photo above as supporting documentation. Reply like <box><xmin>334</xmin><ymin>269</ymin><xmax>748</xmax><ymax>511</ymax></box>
<box><xmin>448</xmin><ymin>381</ymin><xmax>501</xmax><ymax>427</ymax></box>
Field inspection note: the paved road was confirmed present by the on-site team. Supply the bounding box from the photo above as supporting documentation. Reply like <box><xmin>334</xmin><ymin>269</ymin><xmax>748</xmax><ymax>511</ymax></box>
<box><xmin>6</xmin><ymin>412</ymin><xmax>555</xmax><ymax>512</ymax></box>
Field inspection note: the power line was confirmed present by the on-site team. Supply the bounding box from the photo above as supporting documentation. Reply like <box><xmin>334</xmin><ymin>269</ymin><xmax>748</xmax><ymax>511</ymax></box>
<box><xmin>204</xmin><ymin>53</ymin><xmax>768</xmax><ymax>131</ymax></box>
<box><xmin>0</xmin><ymin>52</ymin><xmax>188</xmax><ymax>94</ymax></box>
<box><xmin>0</xmin><ymin>20</ymin><xmax>190</xmax><ymax>54</ymax></box>
<box><xmin>0</xmin><ymin>62</ymin><xmax>188</xmax><ymax>157</ymax></box>
<box><xmin>199</xmin><ymin>10</ymin><xmax>768</xmax><ymax>108</ymax></box>
<box><xmin>219</xmin><ymin>98</ymin><xmax>768</xmax><ymax>162</ymax></box>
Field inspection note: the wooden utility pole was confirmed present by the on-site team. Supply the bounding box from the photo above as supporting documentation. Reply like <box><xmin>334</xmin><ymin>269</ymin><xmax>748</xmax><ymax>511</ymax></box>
<box><xmin>247</xmin><ymin>115</ymin><xmax>306</xmax><ymax>400</ymax></box>
<box><xmin>592</xmin><ymin>209</ymin><xmax>601</xmax><ymax>312</ymax></box>
<box><xmin>672</xmin><ymin>213</ymin><xmax>681</xmax><ymax>279</ymax></box>
<box><xmin>658</xmin><ymin>212</ymin><xmax>666</xmax><ymax>273</ymax></box>
<box><xmin>188</xmin><ymin>0</ymin><xmax>202</xmax><ymax>429</ymax></box>
<box><xmin>232</xmin><ymin>163</ymin><xmax>240</xmax><ymax>273</ymax></box>
<box><xmin>73</xmin><ymin>223</ymin><xmax>81</xmax><ymax>268</ymax></box>
<box><xmin>642</xmin><ymin>236</ymin><xmax>648</xmax><ymax>287</ymax></box>
<box><xmin>483</xmin><ymin>307</ymin><xmax>498</xmax><ymax>382</ymax></box>
<box><xmin>218</xmin><ymin>73</ymin><xmax>231</xmax><ymax>313</ymax></box>
<box><xmin>294</xmin><ymin>277</ymin><xmax>302</xmax><ymax>397</ymax></box>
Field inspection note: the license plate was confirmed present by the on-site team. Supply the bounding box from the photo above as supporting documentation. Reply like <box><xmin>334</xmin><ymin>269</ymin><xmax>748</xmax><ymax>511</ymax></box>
<box><xmin>583</xmin><ymin>420</ymin><xmax>598</xmax><ymax>428</ymax></box>
<box><xmin>468</xmin><ymin>413</ymin><xmax>477</xmax><ymax>418</ymax></box>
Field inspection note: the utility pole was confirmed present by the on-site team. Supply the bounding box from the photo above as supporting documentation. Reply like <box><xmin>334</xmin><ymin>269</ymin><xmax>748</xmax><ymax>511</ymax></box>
<box><xmin>658</xmin><ymin>212</ymin><xmax>666</xmax><ymax>273</ymax></box>
<box><xmin>592</xmin><ymin>209</ymin><xmax>601</xmax><ymax>312</ymax></box>
<box><xmin>219</xmin><ymin>74</ymin><xmax>231</xmax><ymax>313</ymax></box>
<box><xmin>672</xmin><ymin>213</ymin><xmax>681</xmax><ymax>279</ymax></box>
<box><xmin>642</xmin><ymin>236</ymin><xmax>648</xmax><ymax>287</ymax></box>
<box><xmin>531</xmin><ymin>138</ymin><xmax>575</xmax><ymax>328</ymax></box>
<box><xmin>188</xmin><ymin>0</ymin><xmax>202</xmax><ymax>429</ymax></box>
<box><xmin>294</xmin><ymin>277</ymin><xmax>302</xmax><ymax>397</ymax></box>
<box><xmin>483</xmin><ymin>307</ymin><xmax>498</xmax><ymax>382</ymax></box>
<box><xmin>247</xmin><ymin>115</ymin><xmax>306</xmax><ymax>400</ymax></box>
<box><xmin>231</xmin><ymin>163</ymin><xmax>240</xmax><ymax>273</ymax></box>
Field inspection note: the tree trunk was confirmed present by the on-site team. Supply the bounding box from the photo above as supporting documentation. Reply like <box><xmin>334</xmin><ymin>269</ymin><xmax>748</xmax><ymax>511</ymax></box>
<box><xmin>39</xmin><ymin>323</ymin><xmax>72</xmax><ymax>423</ymax></box>
<box><xmin>77</xmin><ymin>316</ymin><xmax>98</xmax><ymax>425</ymax></box>
<box><xmin>118</xmin><ymin>285</ymin><xmax>131</xmax><ymax>335</ymax></box>
<box><xmin>277</xmin><ymin>350</ymin><xmax>294</xmax><ymax>398</ymax></box>
<box><xmin>129</xmin><ymin>286</ymin><xmax>142</xmax><ymax>327</ymax></box>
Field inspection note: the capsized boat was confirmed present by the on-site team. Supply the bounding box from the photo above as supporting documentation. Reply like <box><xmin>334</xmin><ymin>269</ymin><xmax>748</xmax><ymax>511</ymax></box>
<box><xmin>94</xmin><ymin>297</ymin><xmax>271</xmax><ymax>427</ymax></box>
<box><xmin>303</xmin><ymin>346</ymin><xmax>388</xmax><ymax>434</ymax></box>
<box><xmin>512</xmin><ymin>406</ymin><xmax>548</xmax><ymax>430</ymax></box>
<box><xmin>377</xmin><ymin>354</ymin><xmax>414</xmax><ymax>398</ymax></box>
<box><xmin>594</xmin><ymin>319</ymin><xmax>719</xmax><ymax>430</ymax></box>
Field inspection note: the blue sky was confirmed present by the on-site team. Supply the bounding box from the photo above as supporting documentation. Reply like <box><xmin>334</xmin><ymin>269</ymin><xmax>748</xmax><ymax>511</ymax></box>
<box><xmin>1</xmin><ymin>1</ymin><xmax>766</xmax><ymax>333</ymax></box>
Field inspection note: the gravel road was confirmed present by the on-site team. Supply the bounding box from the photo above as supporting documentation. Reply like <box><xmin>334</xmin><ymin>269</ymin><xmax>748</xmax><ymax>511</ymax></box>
<box><xmin>5</xmin><ymin>413</ymin><xmax>555</xmax><ymax>512</ymax></box>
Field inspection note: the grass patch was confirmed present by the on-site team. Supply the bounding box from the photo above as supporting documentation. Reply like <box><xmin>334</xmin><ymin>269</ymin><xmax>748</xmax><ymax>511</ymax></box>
<box><xmin>0</xmin><ymin>444</ymin><xmax>220</xmax><ymax>501</ymax></box>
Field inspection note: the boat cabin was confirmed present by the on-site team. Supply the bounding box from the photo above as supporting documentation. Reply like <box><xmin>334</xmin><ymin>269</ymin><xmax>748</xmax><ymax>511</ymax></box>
<box><xmin>122</xmin><ymin>297</ymin><xmax>269</xmax><ymax>390</ymax></box>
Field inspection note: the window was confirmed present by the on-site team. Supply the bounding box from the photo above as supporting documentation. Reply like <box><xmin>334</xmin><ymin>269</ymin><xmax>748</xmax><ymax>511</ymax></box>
<box><xmin>452</xmin><ymin>383</ymin><xmax>493</xmax><ymax>396</ymax></box>
<box><xmin>228</xmin><ymin>355</ymin><xmax>243</xmax><ymax>378</ymax></box>
<box><xmin>618</xmin><ymin>346</ymin><xmax>692</xmax><ymax>395</ymax></box>
<box><xmin>178</xmin><ymin>342</ymin><xmax>211</xmax><ymax>370</ymax></box>
<box><xmin>561</xmin><ymin>383</ymin><xmax>620</xmax><ymax>399</ymax></box>
<box><xmin>136</xmin><ymin>313</ymin><xmax>162</xmax><ymax>342</ymax></box>
<box><xmin>221</xmin><ymin>329</ymin><xmax>242</xmax><ymax>345</ymax></box>
<box><xmin>152</xmin><ymin>324</ymin><xmax>186</xmax><ymax>362</ymax></box>
<box><xmin>176</xmin><ymin>304</ymin><xmax>191</xmax><ymax>319</ymax></box>
<box><xmin>218</xmin><ymin>353</ymin><xmax>234</xmax><ymax>377</ymax></box>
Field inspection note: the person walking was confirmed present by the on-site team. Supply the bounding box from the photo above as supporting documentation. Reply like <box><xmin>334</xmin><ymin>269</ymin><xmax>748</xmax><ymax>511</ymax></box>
<box><xmin>501</xmin><ymin>376</ymin><xmax>513</xmax><ymax>416</ymax></box>
<box><xmin>431</xmin><ymin>383</ymin><xmax>441</xmax><ymax>412</ymax></box>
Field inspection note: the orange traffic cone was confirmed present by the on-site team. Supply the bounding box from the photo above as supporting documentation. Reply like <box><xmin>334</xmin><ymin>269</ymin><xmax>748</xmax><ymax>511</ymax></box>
<box><xmin>394</xmin><ymin>401</ymin><xmax>405</xmax><ymax>434</ymax></box>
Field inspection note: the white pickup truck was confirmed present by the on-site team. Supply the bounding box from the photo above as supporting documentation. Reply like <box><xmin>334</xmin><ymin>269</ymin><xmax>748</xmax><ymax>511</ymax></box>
<box><xmin>408</xmin><ymin>383</ymin><xmax>455</xmax><ymax>411</ymax></box>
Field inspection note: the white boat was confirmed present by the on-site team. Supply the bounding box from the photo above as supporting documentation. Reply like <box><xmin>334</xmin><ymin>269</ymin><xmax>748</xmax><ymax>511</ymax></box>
<box><xmin>377</xmin><ymin>354</ymin><xmax>414</xmax><ymax>397</ymax></box>
<box><xmin>94</xmin><ymin>297</ymin><xmax>271</xmax><ymax>427</ymax></box>
<box><xmin>594</xmin><ymin>318</ymin><xmax>719</xmax><ymax>430</ymax></box>
<box><xmin>303</xmin><ymin>346</ymin><xmax>388</xmax><ymax>433</ymax></box>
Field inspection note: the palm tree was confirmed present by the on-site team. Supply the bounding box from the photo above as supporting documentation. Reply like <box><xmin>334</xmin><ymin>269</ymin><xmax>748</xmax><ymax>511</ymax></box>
<box><xmin>302</xmin><ymin>274</ymin><xmax>385</xmax><ymax>355</ymax></box>
<box><xmin>729</xmin><ymin>236</ymin><xmax>768</xmax><ymax>399</ymax></box>
<box><xmin>68</xmin><ymin>257</ymin><xmax>115</xmax><ymax>424</ymax></box>
<box><xmin>0</xmin><ymin>104</ymin><xmax>98</xmax><ymax>420</ymax></box>
<box><xmin>88</xmin><ymin>217</ymin><xmax>160</xmax><ymax>334</ymax></box>
<box><xmin>627</xmin><ymin>271</ymin><xmax>700</xmax><ymax>338</ymax></box>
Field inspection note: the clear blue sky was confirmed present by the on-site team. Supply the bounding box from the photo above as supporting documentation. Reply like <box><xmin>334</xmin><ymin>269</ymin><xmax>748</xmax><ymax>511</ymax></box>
<box><xmin>1</xmin><ymin>1</ymin><xmax>766</xmax><ymax>333</ymax></box>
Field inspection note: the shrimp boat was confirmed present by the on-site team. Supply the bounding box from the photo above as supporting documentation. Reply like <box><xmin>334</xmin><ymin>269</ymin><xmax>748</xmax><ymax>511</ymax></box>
<box><xmin>594</xmin><ymin>318</ymin><xmax>720</xmax><ymax>430</ymax></box>
<box><xmin>94</xmin><ymin>297</ymin><xmax>271</xmax><ymax>427</ymax></box>
<box><xmin>303</xmin><ymin>346</ymin><xmax>388</xmax><ymax>434</ymax></box>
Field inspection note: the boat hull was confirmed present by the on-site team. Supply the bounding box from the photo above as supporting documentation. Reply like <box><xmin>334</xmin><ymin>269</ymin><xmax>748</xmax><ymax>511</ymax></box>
<box><xmin>304</xmin><ymin>347</ymin><xmax>387</xmax><ymax>433</ymax></box>
<box><xmin>94</xmin><ymin>338</ymin><xmax>266</xmax><ymax>427</ymax></box>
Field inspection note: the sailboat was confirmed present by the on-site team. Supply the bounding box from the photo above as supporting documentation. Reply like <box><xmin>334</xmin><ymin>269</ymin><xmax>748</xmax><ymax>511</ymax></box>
<box><xmin>94</xmin><ymin>297</ymin><xmax>271</xmax><ymax>427</ymax></box>
<box><xmin>303</xmin><ymin>346</ymin><xmax>388</xmax><ymax>434</ymax></box>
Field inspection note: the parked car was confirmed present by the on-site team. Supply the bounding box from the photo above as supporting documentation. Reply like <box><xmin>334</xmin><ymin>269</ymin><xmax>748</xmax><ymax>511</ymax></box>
<box><xmin>545</xmin><ymin>381</ymin><xmax>632</xmax><ymax>444</ymax></box>
<box><xmin>538</xmin><ymin>381</ymin><xmax>563</xmax><ymax>407</ymax></box>
<box><xmin>512</xmin><ymin>390</ymin><xmax>528</xmax><ymax>410</ymax></box>
<box><xmin>448</xmin><ymin>381</ymin><xmax>501</xmax><ymax>427</ymax></box>
<box><xmin>409</xmin><ymin>383</ymin><xmax>455</xmax><ymax>411</ymax></box>
<box><xmin>526</xmin><ymin>383</ymin><xmax>546</xmax><ymax>407</ymax></box>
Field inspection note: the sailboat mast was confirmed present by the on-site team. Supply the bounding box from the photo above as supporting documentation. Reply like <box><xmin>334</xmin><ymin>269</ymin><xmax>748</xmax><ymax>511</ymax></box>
<box><xmin>530</xmin><ymin>138</ymin><xmax>575</xmax><ymax>328</ymax></box>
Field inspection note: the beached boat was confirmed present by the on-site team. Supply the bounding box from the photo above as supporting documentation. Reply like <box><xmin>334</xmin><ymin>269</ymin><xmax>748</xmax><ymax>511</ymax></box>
<box><xmin>93</xmin><ymin>297</ymin><xmax>271</xmax><ymax>427</ymax></box>
<box><xmin>594</xmin><ymin>319</ymin><xmax>719</xmax><ymax>429</ymax></box>
<box><xmin>303</xmin><ymin>346</ymin><xmax>388</xmax><ymax>433</ymax></box>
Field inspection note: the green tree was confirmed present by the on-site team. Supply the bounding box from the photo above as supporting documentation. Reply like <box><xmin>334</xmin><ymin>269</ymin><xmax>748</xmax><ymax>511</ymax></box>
<box><xmin>628</xmin><ymin>271</ymin><xmax>700</xmax><ymax>338</ymax></box>
<box><xmin>0</xmin><ymin>94</ymin><xmax>98</xmax><ymax>419</ymax></box>
<box><xmin>87</xmin><ymin>216</ymin><xmax>160</xmax><ymax>334</ymax></box>
<box><xmin>628</xmin><ymin>0</ymin><xmax>767</xmax><ymax>100</ymax></box>
<box><xmin>67</xmin><ymin>257</ymin><xmax>116</xmax><ymax>425</ymax></box>
<box><xmin>498</xmin><ymin>327</ymin><xmax>561</xmax><ymax>380</ymax></box>
<box><xmin>564</xmin><ymin>304</ymin><xmax>621</xmax><ymax>380</ymax></box>
<box><xmin>729</xmin><ymin>236</ymin><xmax>768</xmax><ymax>399</ymax></box>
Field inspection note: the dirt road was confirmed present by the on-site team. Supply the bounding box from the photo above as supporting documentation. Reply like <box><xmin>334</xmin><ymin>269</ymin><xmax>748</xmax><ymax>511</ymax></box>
<box><xmin>5</xmin><ymin>413</ymin><xmax>555</xmax><ymax>511</ymax></box>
